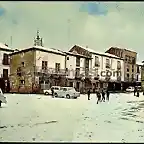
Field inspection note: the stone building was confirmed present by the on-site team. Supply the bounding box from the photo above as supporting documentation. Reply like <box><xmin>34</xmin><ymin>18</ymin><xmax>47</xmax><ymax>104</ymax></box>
<box><xmin>105</xmin><ymin>47</ymin><xmax>137</xmax><ymax>90</ymax></box>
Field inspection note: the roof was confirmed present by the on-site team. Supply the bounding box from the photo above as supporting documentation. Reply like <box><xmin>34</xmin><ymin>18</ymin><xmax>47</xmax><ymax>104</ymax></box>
<box><xmin>136</xmin><ymin>61</ymin><xmax>143</xmax><ymax>66</ymax></box>
<box><xmin>0</xmin><ymin>42</ymin><xmax>14</xmax><ymax>52</ymax></box>
<box><xmin>9</xmin><ymin>46</ymin><xmax>66</xmax><ymax>56</ymax></box>
<box><xmin>106</xmin><ymin>47</ymin><xmax>137</xmax><ymax>54</ymax></box>
<box><xmin>72</xmin><ymin>45</ymin><xmax>123</xmax><ymax>60</ymax></box>
<box><xmin>65</xmin><ymin>51</ymin><xmax>92</xmax><ymax>59</ymax></box>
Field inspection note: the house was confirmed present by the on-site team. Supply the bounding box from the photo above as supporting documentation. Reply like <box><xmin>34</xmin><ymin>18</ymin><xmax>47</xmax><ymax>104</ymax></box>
<box><xmin>0</xmin><ymin>43</ymin><xmax>14</xmax><ymax>92</ymax></box>
<box><xmin>65</xmin><ymin>51</ymin><xmax>92</xmax><ymax>93</ymax></box>
<box><xmin>69</xmin><ymin>45</ymin><xmax>124</xmax><ymax>91</ymax></box>
<box><xmin>9</xmin><ymin>31</ymin><xmax>67</xmax><ymax>93</ymax></box>
<box><xmin>105</xmin><ymin>47</ymin><xmax>137</xmax><ymax>90</ymax></box>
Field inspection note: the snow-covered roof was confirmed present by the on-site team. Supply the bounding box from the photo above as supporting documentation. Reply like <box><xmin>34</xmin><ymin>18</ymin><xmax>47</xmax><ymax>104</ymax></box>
<box><xmin>0</xmin><ymin>42</ymin><xmax>13</xmax><ymax>51</ymax></box>
<box><xmin>136</xmin><ymin>61</ymin><xmax>143</xmax><ymax>66</ymax></box>
<box><xmin>15</xmin><ymin>45</ymin><xmax>66</xmax><ymax>56</ymax></box>
<box><xmin>65</xmin><ymin>51</ymin><xmax>91</xmax><ymax>58</ymax></box>
<box><xmin>73</xmin><ymin>45</ymin><xmax>123</xmax><ymax>59</ymax></box>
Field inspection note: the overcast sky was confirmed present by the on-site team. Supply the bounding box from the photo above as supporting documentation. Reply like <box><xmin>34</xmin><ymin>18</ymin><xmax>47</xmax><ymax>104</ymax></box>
<box><xmin>0</xmin><ymin>2</ymin><xmax>143</xmax><ymax>62</ymax></box>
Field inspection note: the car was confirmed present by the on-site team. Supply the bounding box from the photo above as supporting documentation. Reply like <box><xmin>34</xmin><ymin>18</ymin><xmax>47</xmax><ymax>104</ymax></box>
<box><xmin>54</xmin><ymin>87</ymin><xmax>80</xmax><ymax>99</ymax></box>
<box><xmin>0</xmin><ymin>88</ymin><xmax>7</xmax><ymax>107</ymax></box>
<box><xmin>43</xmin><ymin>86</ymin><xmax>61</xmax><ymax>95</ymax></box>
<box><xmin>126</xmin><ymin>86</ymin><xmax>134</xmax><ymax>92</ymax></box>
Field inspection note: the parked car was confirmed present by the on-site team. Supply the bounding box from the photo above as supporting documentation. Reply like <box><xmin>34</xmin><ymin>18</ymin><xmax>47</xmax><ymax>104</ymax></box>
<box><xmin>54</xmin><ymin>87</ymin><xmax>80</xmax><ymax>99</ymax></box>
<box><xmin>43</xmin><ymin>86</ymin><xmax>61</xmax><ymax>95</ymax></box>
<box><xmin>0</xmin><ymin>88</ymin><xmax>7</xmax><ymax>107</ymax></box>
<box><xmin>126</xmin><ymin>86</ymin><xmax>134</xmax><ymax>92</ymax></box>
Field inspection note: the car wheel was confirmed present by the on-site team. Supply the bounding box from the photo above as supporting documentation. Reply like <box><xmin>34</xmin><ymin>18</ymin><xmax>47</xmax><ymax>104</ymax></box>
<box><xmin>55</xmin><ymin>93</ymin><xmax>58</xmax><ymax>97</ymax></box>
<box><xmin>45</xmin><ymin>92</ymin><xmax>49</xmax><ymax>95</ymax></box>
<box><xmin>66</xmin><ymin>94</ymin><xmax>70</xmax><ymax>99</ymax></box>
<box><xmin>74</xmin><ymin>97</ymin><xmax>77</xmax><ymax>99</ymax></box>
<box><xmin>0</xmin><ymin>101</ymin><xmax>1</xmax><ymax>107</ymax></box>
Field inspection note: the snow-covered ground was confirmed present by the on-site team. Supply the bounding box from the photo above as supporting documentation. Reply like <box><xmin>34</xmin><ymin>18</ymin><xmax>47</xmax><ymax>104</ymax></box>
<box><xmin>1</xmin><ymin>93</ymin><xmax>144</xmax><ymax>142</ymax></box>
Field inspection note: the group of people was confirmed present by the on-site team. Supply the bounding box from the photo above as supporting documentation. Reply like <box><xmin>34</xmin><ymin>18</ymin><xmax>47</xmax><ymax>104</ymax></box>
<box><xmin>87</xmin><ymin>89</ymin><xmax>110</xmax><ymax>104</ymax></box>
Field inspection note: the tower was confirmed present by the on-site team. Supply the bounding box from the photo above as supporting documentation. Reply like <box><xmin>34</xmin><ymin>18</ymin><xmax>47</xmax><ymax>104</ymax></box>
<box><xmin>34</xmin><ymin>30</ymin><xmax>43</xmax><ymax>47</ymax></box>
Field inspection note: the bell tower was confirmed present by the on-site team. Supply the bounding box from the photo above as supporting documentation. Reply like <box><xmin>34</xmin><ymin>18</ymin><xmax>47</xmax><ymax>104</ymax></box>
<box><xmin>34</xmin><ymin>29</ymin><xmax>43</xmax><ymax>47</ymax></box>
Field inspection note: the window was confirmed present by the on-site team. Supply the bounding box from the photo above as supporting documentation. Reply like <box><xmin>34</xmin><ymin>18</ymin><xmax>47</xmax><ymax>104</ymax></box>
<box><xmin>117</xmin><ymin>61</ymin><xmax>121</xmax><ymax>69</ymax></box>
<box><xmin>2</xmin><ymin>53</ymin><xmax>9</xmax><ymax>65</ymax></box>
<box><xmin>76</xmin><ymin>57</ymin><xmax>80</xmax><ymax>67</ymax></box>
<box><xmin>55</xmin><ymin>63</ymin><xmax>60</xmax><ymax>72</ymax></box>
<box><xmin>127</xmin><ymin>73</ymin><xmax>129</xmax><ymax>78</ymax></box>
<box><xmin>85</xmin><ymin>59</ymin><xmax>89</xmax><ymax>69</ymax></box>
<box><xmin>95</xmin><ymin>56</ymin><xmax>99</xmax><ymax>67</ymax></box>
<box><xmin>137</xmin><ymin>66</ymin><xmax>140</xmax><ymax>73</ymax></box>
<box><xmin>132</xmin><ymin>57</ymin><xmax>136</xmax><ymax>64</ymax></box>
<box><xmin>67</xmin><ymin>57</ymin><xmax>69</xmax><ymax>60</ymax></box>
<box><xmin>75</xmin><ymin>68</ymin><xmax>80</xmax><ymax>77</ymax></box>
<box><xmin>106</xmin><ymin>58</ymin><xmax>110</xmax><ymax>68</ymax></box>
<box><xmin>3</xmin><ymin>69</ymin><xmax>8</xmax><ymax>78</ymax></box>
<box><xmin>127</xmin><ymin>68</ymin><xmax>129</xmax><ymax>72</ymax></box>
<box><xmin>20</xmin><ymin>80</ymin><xmax>25</xmax><ymax>85</ymax></box>
<box><xmin>137</xmin><ymin>75</ymin><xmax>139</xmax><ymax>81</ymax></box>
<box><xmin>17</xmin><ymin>67</ymin><xmax>21</xmax><ymax>76</ymax></box>
<box><xmin>42</xmin><ymin>61</ymin><xmax>48</xmax><ymax>70</ymax></box>
<box><xmin>21</xmin><ymin>62</ymin><xmax>25</xmax><ymax>67</ymax></box>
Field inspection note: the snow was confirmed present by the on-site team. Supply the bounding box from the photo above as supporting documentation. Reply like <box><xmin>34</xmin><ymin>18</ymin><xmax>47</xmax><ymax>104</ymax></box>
<box><xmin>18</xmin><ymin>46</ymin><xmax>66</xmax><ymax>55</ymax></box>
<box><xmin>0</xmin><ymin>43</ymin><xmax>13</xmax><ymax>51</ymax></box>
<box><xmin>1</xmin><ymin>92</ymin><xmax>144</xmax><ymax>142</ymax></box>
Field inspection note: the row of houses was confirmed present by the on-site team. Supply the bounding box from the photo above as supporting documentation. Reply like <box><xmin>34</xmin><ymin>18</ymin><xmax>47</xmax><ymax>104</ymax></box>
<box><xmin>0</xmin><ymin>31</ymin><xmax>142</xmax><ymax>93</ymax></box>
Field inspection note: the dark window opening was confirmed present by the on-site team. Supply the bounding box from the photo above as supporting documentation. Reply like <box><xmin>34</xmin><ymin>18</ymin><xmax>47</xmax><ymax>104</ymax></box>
<box><xmin>2</xmin><ymin>53</ymin><xmax>9</xmax><ymax>65</ymax></box>
<box><xmin>67</xmin><ymin>57</ymin><xmax>69</xmax><ymax>60</ymax></box>
<box><xmin>3</xmin><ymin>69</ymin><xmax>8</xmax><ymax>78</ymax></box>
<box><xmin>42</xmin><ymin>61</ymin><xmax>48</xmax><ymax>70</ymax></box>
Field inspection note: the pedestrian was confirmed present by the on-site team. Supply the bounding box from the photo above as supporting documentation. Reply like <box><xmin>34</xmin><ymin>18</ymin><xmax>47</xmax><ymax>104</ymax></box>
<box><xmin>134</xmin><ymin>87</ymin><xmax>136</xmax><ymax>96</ymax></box>
<box><xmin>87</xmin><ymin>89</ymin><xmax>91</xmax><ymax>100</ymax></box>
<box><xmin>106</xmin><ymin>90</ymin><xmax>110</xmax><ymax>101</ymax></box>
<box><xmin>96</xmin><ymin>91</ymin><xmax>101</xmax><ymax>104</ymax></box>
<box><xmin>101</xmin><ymin>89</ymin><xmax>105</xmax><ymax>102</ymax></box>
<box><xmin>137</xmin><ymin>90</ymin><xmax>139</xmax><ymax>97</ymax></box>
<box><xmin>51</xmin><ymin>88</ymin><xmax>54</xmax><ymax>97</ymax></box>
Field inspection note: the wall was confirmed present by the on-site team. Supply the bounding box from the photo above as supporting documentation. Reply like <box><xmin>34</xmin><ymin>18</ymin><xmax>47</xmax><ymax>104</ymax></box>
<box><xmin>36</xmin><ymin>50</ymin><xmax>65</xmax><ymax>70</ymax></box>
<box><xmin>10</xmin><ymin>50</ymin><xmax>35</xmax><ymax>92</ymax></box>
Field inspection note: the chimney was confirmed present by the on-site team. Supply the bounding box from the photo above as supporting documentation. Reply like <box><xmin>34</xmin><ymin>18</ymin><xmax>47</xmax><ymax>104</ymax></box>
<box><xmin>86</xmin><ymin>45</ymin><xmax>88</xmax><ymax>49</ymax></box>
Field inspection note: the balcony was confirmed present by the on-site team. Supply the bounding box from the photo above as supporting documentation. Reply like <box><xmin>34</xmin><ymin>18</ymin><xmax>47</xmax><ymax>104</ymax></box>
<box><xmin>35</xmin><ymin>67</ymin><xmax>66</xmax><ymax>76</ymax></box>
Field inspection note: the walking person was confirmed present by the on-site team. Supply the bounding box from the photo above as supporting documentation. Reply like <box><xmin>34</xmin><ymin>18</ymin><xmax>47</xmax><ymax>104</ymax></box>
<box><xmin>96</xmin><ymin>91</ymin><xmax>101</xmax><ymax>104</ymax></box>
<box><xmin>101</xmin><ymin>89</ymin><xmax>105</xmax><ymax>102</ymax></box>
<box><xmin>87</xmin><ymin>89</ymin><xmax>91</xmax><ymax>100</ymax></box>
<box><xmin>106</xmin><ymin>90</ymin><xmax>110</xmax><ymax>101</ymax></box>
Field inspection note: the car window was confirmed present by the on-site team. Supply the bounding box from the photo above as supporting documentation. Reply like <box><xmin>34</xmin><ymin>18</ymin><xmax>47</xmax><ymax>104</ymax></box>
<box><xmin>54</xmin><ymin>87</ymin><xmax>59</xmax><ymax>90</ymax></box>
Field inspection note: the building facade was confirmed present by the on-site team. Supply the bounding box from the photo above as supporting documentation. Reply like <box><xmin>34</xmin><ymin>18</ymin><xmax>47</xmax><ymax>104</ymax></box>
<box><xmin>0</xmin><ymin>43</ymin><xmax>14</xmax><ymax>92</ymax></box>
<box><xmin>65</xmin><ymin>51</ymin><xmax>91</xmax><ymax>93</ymax></box>
<box><xmin>136</xmin><ymin>62</ymin><xmax>142</xmax><ymax>86</ymax></box>
<box><xmin>9</xmin><ymin>46</ymin><xmax>67</xmax><ymax>93</ymax></box>
<box><xmin>69</xmin><ymin>45</ymin><xmax>124</xmax><ymax>92</ymax></box>
<box><xmin>105</xmin><ymin>47</ymin><xmax>137</xmax><ymax>89</ymax></box>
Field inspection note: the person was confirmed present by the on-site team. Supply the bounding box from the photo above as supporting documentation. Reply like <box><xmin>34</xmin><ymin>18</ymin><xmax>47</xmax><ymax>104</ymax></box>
<box><xmin>134</xmin><ymin>87</ymin><xmax>137</xmax><ymax>96</ymax></box>
<box><xmin>137</xmin><ymin>90</ymin><xmax>139</xmax><ymax>97</ymax></box>
<box><xmin>106</xmin><ymin>90</ymin><xmax>110</xmax><ymax>101</ymax></box>
<box><xmin>51</xmin><ymin>88</ymin><xmax>54</xmax><ymax>97</ymax></box>
<box><xmin>96</xmin><ymin>91</ymin><xmax>101</xmax><ymax>104</ymax></box>
<box><xmin>101</xmin><ymin>89</ymin><xmax>105</xmax><ymax>102</ymax></box>
<box><xmin>87</xmin><ymin>89</ymin><xmax>91</xmax><ymax>100</ymax></box>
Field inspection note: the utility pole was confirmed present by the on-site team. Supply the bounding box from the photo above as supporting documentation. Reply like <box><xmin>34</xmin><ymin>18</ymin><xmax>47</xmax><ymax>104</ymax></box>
<box><xmin>67</xmin><ymin>18</ymin><xmax>71</xmax><ymax>48</ymax></box>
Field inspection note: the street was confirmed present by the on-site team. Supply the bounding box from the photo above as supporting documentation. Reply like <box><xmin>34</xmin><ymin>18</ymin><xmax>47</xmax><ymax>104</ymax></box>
<box><xmin>0</xmin><ymin>93</ymin><xmax>144</xmax><ymax>142</ymax></box>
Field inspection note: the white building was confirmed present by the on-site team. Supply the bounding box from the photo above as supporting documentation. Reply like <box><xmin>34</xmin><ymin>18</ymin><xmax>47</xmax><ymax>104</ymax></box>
<box><xmin>0</xmin><ymin>43</ymin><xmax>14</xmax><ymax>78</ymax></box>
<box><xmin>69</xmin><ymin>45</ymin><xmax>124</xmax><ymax>91</ymax></box>
<box><xmin>65</xmin><ymin>51</ymin><xmax>91</xmax><ymax>92</ymax></box>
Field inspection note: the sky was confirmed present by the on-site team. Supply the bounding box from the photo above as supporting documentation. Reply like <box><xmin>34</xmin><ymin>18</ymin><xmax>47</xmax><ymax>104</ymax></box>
<box><xmin>0</xmin><ymin>2</ymin><xmax>144</xmax><ymax>62</ymax></box>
